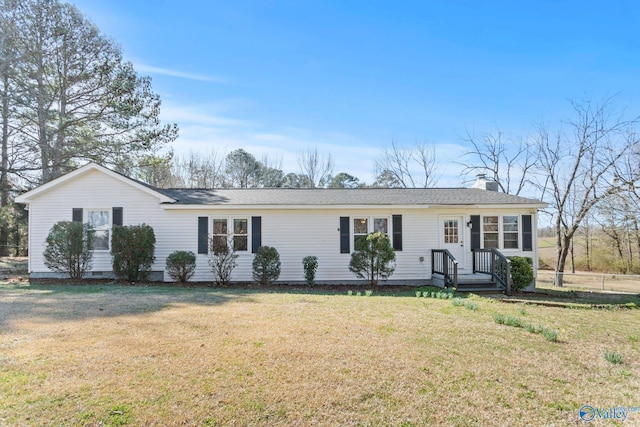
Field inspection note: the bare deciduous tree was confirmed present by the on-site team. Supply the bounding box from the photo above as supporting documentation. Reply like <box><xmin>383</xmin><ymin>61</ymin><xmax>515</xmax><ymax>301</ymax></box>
<box><xmin>459</xmin><ymin>130</ymin><xmax>538</xmax><ymax>195</ymax></box>
<box><xmin>535</xmin><ymin>98</ymin><xmax>640</xmax><ymax>286</ymax></box>
<box><xmin>259</xmin><ymin>154</ymin><xmax>284</xmax><ymax>188</ymax></box>
<box><xmin>374</xmin><ymin>141</ymin><xmax>438</xmax><ymax>188</ymax></box>
<box><xmin>297</xmin><ymin>147</ymin><xmax>333</xmax><ymax>188</ymax></box>
<box><xmin>173</xmin><ymin>150</ymin><xmax>224</xmax><ymax>188</ymax></box>
<box><xmin>135</xmin><ymin>153</ymin><xmax>183</xmax><ymax>188</ymax></box>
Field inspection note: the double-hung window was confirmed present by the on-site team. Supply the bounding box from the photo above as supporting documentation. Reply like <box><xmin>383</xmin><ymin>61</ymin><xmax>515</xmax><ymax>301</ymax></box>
<box><xmin>502</xmin><ymin>216</ymin><xmax>519</xmax><ymax>249</ymax></box>
<box><xmin>353</xmin><ymin>216</ymin><xmax>389</xmax><ymax>247</ymax></box>
<box><xmin>482</xmin><ymin>215</ymin><xmax>519</xmax><ymax>250</ymax></box>
<box><xmin>87</xmin><ymin>209</ymin><xmax>110</xmax><ymax>250</ymax></box>
<box><xmin>212</xmin><ymin>218</ymin><xmax>248</xmax><ymax>252</ymax></box>
<box><xmin>353</xmin><ymin>217</ymin><xmax>368</xmax><ymax>247</ymax></box>
<box><xmin>374</xmin><ymin>218</ymin><xmax>388</xmax><ymax>234</ymax></box>
<box><xmin>212</xmin><ymin>219</ymin><xmax>228</xmax><ymax>251</ymax></box>
<box><xmin>233</xmin><ymin>219</ymin><xmax>248</xmax><ymax>251</ymax></box>
<box><xmin>483</xmin><ymin>216</ymin><xmax>499</xmax><ymax>249</ymax></box>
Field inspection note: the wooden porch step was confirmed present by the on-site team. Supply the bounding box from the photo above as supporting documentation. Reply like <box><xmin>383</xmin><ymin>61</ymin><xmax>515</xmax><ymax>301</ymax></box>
<box><xmin>432</xmin><ymin>273</ymin><xmax>503</xmax><ymax>293</ymax></box>
<box><xmin>457</xmin><ymin>273</ymin><xmax>494</xmax><ymax>285</ymax></box>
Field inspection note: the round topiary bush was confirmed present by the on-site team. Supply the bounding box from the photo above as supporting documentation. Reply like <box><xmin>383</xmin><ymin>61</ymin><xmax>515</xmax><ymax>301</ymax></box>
<box><xmin>166</xmin><ymin>250</ymin><xmax>196</xmax><ymax>283</ymax></box>
<box><xmin>508</xmin><ymin>256</ymin><xmax>534</xmax><ymax>292</ymax></box>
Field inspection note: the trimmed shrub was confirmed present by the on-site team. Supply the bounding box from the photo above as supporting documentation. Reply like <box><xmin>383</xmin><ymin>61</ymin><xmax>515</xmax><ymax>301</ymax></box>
<box><xmin>252</xmin><ymin>246</ymin><xmax>281</xmax><ymax>286</ymax></box>
<box><xmin>349</xmin><ymin>232</ymin><xmax>396</xmax><ymax>286</ymax></box>
<box><xmin>508</xmin><ymin>256</ymin><xmax>534</xmax><ymax>292</ymax></box>
<box><xmin>111</xmin><ymin>224</ymin><xmax>156</xmax><ymax>282</ymax></box>
<box><xmin>302</xmin><ymin>255</ymin><xmax>318</xmax><ymax>286</ymax></box>
<box><xmin>166</xmin><ymin>250</ymin><xmax>196</xmax><ymax>283</ymax></box>
<box><xmin>208</xmin><ymin>237</ymin><xmax>238</xmax><ymax>286</ymax></box>
<box><xmin>43</xmin><ymin>221</ymin><xmax>93</xmax><ymax>279</ymax></box>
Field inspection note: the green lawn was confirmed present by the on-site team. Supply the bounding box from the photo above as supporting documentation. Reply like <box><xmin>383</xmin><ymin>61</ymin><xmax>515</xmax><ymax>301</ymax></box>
<box><xmin>537</xmin><ymin>236</ymin><xmax>556</xmax><ymax>249</ymax></box>
<box><xmin>1</xmin><ymin>281</ymin><xmax>638</xmax><ymax>426</ymax></box>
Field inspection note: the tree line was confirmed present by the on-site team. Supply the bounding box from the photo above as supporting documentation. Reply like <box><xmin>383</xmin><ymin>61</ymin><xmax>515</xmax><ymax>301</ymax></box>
<box><xmin>133</xmin><ymin>143</ymin><xmax>439</xmax><ymax>191</ymax></box>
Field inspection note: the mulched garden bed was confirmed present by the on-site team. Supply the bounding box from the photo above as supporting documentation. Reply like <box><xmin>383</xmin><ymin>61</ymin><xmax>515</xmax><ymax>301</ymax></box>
<box><xmin>16</xmin><ymin>276</ymin><xmax>419</xmax><ymax>294</ymax></box>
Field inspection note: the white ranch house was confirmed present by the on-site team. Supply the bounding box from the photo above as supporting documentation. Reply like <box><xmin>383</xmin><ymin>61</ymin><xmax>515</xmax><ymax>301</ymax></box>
<box><xmin>16</xmin><ymin>163</ymin><xmax>547</xmax><ymax>291</ymax></box>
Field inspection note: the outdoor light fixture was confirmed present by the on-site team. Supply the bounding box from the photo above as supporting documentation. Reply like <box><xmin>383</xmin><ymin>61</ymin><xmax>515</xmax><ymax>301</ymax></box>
<box><xmin>466</xmin><ymin>221</ymin><xmax>473</xmax><ymax>229</ymax></box>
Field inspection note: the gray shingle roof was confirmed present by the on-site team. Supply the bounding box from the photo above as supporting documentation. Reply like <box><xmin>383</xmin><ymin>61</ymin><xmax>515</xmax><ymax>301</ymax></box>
<box><xmin>157</xmin><ymin>187</ymin><xmax>547</xmax><ymax>207</ymax></box>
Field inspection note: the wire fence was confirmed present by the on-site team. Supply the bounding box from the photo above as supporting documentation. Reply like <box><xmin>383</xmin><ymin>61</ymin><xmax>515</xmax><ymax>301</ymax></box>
<box><xmin>537</xmin><ymin>270</ymin><xmax>640</xmax><ymax>294</ymax></box>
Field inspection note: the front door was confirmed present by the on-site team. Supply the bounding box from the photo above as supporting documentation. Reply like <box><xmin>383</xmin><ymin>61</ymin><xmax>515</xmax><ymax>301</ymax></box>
<box><xmin>441</xmin><ymin>215</ymin><xmax>466</xmax><ymax>269</ymax></box>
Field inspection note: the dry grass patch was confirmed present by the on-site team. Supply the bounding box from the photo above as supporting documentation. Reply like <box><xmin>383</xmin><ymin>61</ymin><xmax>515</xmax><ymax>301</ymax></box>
<box><xmin>537</xmin><ymin>270</ymin><xmax>640</xmax><ymax>294</ymax></box>
<box><xmin>1</xmin><ymin>282</ymin><xmax>639</xmax><ymax>426</ymax></box>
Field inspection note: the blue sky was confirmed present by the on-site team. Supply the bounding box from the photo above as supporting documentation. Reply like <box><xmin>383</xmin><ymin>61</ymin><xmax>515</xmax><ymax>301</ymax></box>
<box><xmin>71</xmin><ymin>0</ymin><xmax>640</xmax><ymax>185</ymax></box>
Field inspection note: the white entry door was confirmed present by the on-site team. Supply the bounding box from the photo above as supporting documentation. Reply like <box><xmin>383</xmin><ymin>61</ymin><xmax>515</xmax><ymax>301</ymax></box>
<box><xmin>440</xmin><ymin>216</ymin><xmax>466</xmax><ymax>269</ymax></box>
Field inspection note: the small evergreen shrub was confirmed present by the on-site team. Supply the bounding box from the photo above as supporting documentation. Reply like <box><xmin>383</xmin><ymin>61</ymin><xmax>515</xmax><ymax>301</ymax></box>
<box><xmin>348</xmin><ymin>232</ymin><xmax>396</xmax><ymax>286</ymax></box>
<box><xmin>302</xmin><ymin>255</ymin><xmax>318</xmax><ymax>286</ymax></box>
<box><xmin>252</xmin><ymin>246</ymin><xmax>281</xmax><ymax>285</ymax></box>
<box><xmin>111</xmin><ymin>224</ymin><xmax>156</xmax><ymax>281</ymax></box>
<box><xmin>43</xmin><ymin>221</ymin><xmax>93</xmax><ymax>279</ymax></box>
<box><xmin>508</xmin><ymin>256</ymin><xmax>534</xmax><ymax>292</ymax></box>
<box><xmin>166</xmin><ymin>250</ymin><xmax>196</xmax><ymax>283</ymax></box>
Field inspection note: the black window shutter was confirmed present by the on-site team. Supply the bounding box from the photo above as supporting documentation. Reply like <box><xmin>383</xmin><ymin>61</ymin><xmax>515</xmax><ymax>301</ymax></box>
<box><xmin>112</xmin><ymin>207</ymin><xmax>123</xmax><ymax>226</ymax></box>
<box><xmin>392</xmin><ymin>214</ymin><xmax>403</xmax><ymax>251</ymax></box>
<box><xmin>252</xmin><ymin>216</ymin><xmax>262</xmax><ymax>253</ymax></box>
<box><xmin>72</xmin><ymin>208</ymin><xmax>83</xmax><ymax>223</ymax></box>
<box><xmin>522</xmin><ymin>214</ymin><xmax>533</xmax><ymax>251</ymax></box>
<box><xmin>340</xmin><ymin>216</ymin><xmax>350</xmax><ymax>253</ymax></box>
<box><xmin>470</xmin><ymin>215</ymin><xmax>481</xmax><ymax>250</ymax></box>
<box><xmin>198</xmin><ymin>217</ymin><xmax>208</xmax><ymax>254</ymax></box>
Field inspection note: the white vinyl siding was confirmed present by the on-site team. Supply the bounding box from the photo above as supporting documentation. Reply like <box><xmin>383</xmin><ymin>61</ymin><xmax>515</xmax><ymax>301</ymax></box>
<box><xmin>20</xmin><ymin>166</ymin><xmax>540</xmax><ymax>290</ymax></box>
<box><xmin>24</xmin><ymin>169</ymin><xmax>169</xmax><ymax>276</ymax></box>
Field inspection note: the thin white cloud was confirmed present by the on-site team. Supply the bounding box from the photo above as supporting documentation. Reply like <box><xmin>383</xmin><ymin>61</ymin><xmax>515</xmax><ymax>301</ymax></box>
<box><xmin>161</xmin><ymin>105</ymin><xmax>253</xmax><ymax>128</ymax></box>
<box><xmin>160</xmin><ymin>100</ymin><xmax>468</xmax><ymax>186</ymax></box>
<box><xmin>134</xmin><ymin>63</ymin><xmax>227</xmax><ymax>83</ymax></box>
